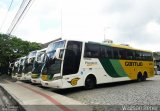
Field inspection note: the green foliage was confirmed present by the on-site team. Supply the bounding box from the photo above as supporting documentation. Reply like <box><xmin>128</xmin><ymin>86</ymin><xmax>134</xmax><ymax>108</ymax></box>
<box><xmin>0</xmin><ymin>33</ymin><xmax>42</xmax><ymax>67</ymax></box>
<box><xmin>153</xmin><ymin>52</ymin><xmax>160</xmax><ymax>60</ymax></box>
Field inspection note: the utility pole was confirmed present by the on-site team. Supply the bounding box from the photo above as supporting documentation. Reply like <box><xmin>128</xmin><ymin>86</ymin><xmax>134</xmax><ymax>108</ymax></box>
<box><xmin>104</xmin><ymin>27</ymin><xmax>106</xmax><ymax>41</ymax></box>
<box><xmin>60</xmin><ymin>9</ymin><xmax>63</xmax><ymax>38</ymax></box>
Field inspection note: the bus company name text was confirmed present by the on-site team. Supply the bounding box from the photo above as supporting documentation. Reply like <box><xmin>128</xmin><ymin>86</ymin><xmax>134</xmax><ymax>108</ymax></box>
<box><xmin>125</xmin><ymin>62</ymin><xmax>143</xmax><ymax>66</ymax></box>
<box><xmin>85</xmin><ymin>61</ymin><xmax>97</xmax><ymax>66</ymax></box>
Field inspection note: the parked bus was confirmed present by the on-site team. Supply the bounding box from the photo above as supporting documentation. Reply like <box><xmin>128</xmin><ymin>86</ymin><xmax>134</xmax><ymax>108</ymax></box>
<box><xmin>31</xmin><ymin>48</ymin><xmax>46</xmax><ymax>84</ymax></box>
<box><xmin>17</xmin><ymin>56</ymin><xmax>27</xmax><ymax>80</ymax></box>
<box><xmin>22</xmin><ymin>51</ymin><xmax>37</xmax><ymax>81</ymax></box>
<box><xmin>11</xmin><ymin>58</ymin><xmax>20</xmax><ymax>79</ymax></box>
<box><xmin>8</xmin><ymin>62</ymin><xmax>14</xmax><ymax>75</ymax></box>
<box><xmin>40</xmin><ymin>40</ymin><xmax>154</xmax><ymax>89</ymax></box>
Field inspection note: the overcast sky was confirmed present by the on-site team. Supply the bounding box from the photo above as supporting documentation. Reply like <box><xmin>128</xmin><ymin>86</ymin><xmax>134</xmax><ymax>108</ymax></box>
<box><xmin>0</xmin><ymin>0</ymin><xmax>160</xmax><ymax>51</ymax></box>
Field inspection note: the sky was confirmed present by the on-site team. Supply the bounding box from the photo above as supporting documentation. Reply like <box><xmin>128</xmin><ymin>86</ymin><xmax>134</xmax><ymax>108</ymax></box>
<box><xmin>0</xmin><ymin>0</ymin><xmax>160</xmax><ymax>51</ymax></box>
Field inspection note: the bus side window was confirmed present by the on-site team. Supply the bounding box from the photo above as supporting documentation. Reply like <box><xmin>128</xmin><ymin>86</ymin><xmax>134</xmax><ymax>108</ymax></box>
<box><xmin>142</xmin><ymin>52</ymin><xmax>146</xmax><ymax>60</ymax></box>
<box><xmin>140</xmin><ymin>52</ymin><xmax>145</xmax><ymax>60</ymax></box>
<box><xmin>84</xmin><ymin>43</ymin><xmax>100</xmax><ymax>58</ymax></box>
<box><xmin>135</xmin><ymin>51</ymin><xmax>142</xmax><ymax>60</ymax></box>
<box><xmin>148</xmin><ymin>53</ymin><xmax>153</xmax><ymax>61</ymax></box>
<box><xmin>106</xmin><ymin>47</ymin><xmax>113</xmax><ymax>59</ymax></box>
<box><xmin>143</xmin><ymin>52</ymin><xmax>153</xmax><ymax>61</ymax></box>
<box><xmin>113</xmin><ymin>48</ymin><xmax>119</xmax><ymax>59</ymax></box>
<box><xmin>126</xmin><ymin>50</ymin><xmax>134</xmax><ymax>60</ymax></box>
<box><xmin>119</xmin><ymin>49</ymin><xmax>126</xmax><ymax>59</ymax></box>
<box><xmin>101</xmin><ymin>45</ymin><xmax>108</xmax><ymax>58</ymax></box>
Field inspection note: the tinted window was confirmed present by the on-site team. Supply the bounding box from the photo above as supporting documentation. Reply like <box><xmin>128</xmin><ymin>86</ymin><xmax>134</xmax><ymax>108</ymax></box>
<box><xmin>135</xmin><ymin>51</ymin><xmax>153</xmax><ymax>61</ymax></box>
<box><xmin>47</xmin><ymin>60</ymin><xmax>62</xmax><ymax>76</ymax></box>
<box><xmin>135</xmin><ymin>51</ymin><xmax>141</xmax><ymax>60</ymax></box>
<box><xmin>47</xmin><ymin>41</ymin><xmax>65</xmax><ymax>53</ymax></box>
<box><xmin>101</xmin><ymin>45</ymin><xmax>108</xmax><ymax>58</ymax></box>
<box><xmin>142</xmin><ymin>52</ymin><xmax>153</xmax><ymax>61</ymax></box>
<box><xmin>84</xmin><ymin>43</ymin><xmax>100</xmax><ymax>58</ymax></box>
<box><xmin>63</xmin><ymin>41</ymin><xmax>82</xmax><ymax>75</ymax></box>
<box><xmin>119</xmin><ymin>49</ymin><xmax>126</xmax><ymax>59</ymax></box>
<box><xmin>106</xmin><ymin>47</ymin><xmax>113</xmax><ymax>58</ymax></box>
<box><xmin>113</xmin><ymin>48</ymin><xmax>119</xmax><ymax>59</ymax></box>
<box><xmin>126</xmin><ymin>50</ymin><xmax>134</xmax><ymax>60</ymax></box>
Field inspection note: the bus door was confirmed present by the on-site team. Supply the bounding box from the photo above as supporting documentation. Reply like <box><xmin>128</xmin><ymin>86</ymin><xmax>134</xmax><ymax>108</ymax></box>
<box><xmin>62</xmin><ymin>41</ymin><xmax>82</xmax><ymax>87</ymax></box>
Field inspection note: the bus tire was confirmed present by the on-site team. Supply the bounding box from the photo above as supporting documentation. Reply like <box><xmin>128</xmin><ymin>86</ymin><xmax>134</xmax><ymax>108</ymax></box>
<box><xmin>142</xmin><ymin>72</ymin><xmax>148</xmax><ymax>81</ymax></box>
<box><xmin>85</xmin><ymin>75</ymin><xmax>96</xmax><ymax>90</ymax></box>
<box><xmin>137</xmin><ymin>72</ymin><xmax>143</xmax><ymax>82</ymax></box>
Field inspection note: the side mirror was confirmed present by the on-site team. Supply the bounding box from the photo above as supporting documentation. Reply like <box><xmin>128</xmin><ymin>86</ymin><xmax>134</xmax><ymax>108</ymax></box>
<box><xmin>56</xmin><ymin>48</ymin><xmax>65</xmax><ymax>60</ymax></box>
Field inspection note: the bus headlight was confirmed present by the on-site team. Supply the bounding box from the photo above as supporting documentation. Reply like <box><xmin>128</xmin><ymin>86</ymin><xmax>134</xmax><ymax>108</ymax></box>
<box><xmin>53</xmin><ymin>76</ymin><xmax>63</xmax><ymax>80</ymax></box>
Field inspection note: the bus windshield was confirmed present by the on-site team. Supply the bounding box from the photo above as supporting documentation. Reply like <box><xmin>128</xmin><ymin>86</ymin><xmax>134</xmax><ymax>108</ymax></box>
<box><xmin>45</xmin><ymin>40</ymin><xmax>65</xmax><ymax>61</ymax></box>
<box><xmin>46</xmin><ymin>40</ymin><xmax>66</xmax><ymax>53</ymax></box>
<box><xmin>42</xmin><ymin>40</ymin><xmax>65</xmax><ymax>79</ymax></box>
<box><xmin>24</xmin><ymin>51</ymin><xmax>36</xmax><ymax>73</ymax></box>
<box><xmin>36</xmin><ymin>51</ymin><xmax>45</xmax><ymax>62</ymax></box>
<box><xmin>18</xmin><ymin>57</ymin><xmax>26</xmax><ymax>74</ymax></box>
<box><xmin>28</xmin><ymin>51</ymin><xmax>37</xmax><ymax>58</ymax></box>
<box><xmin>20</xmin><ymin>58</ymin><xmax>26</xmax><ymax>65</ymax></box>
<box><xmin>32</xmin><ymin>53</ymin><xmax>45</xmax><ymax>75</ymax></box>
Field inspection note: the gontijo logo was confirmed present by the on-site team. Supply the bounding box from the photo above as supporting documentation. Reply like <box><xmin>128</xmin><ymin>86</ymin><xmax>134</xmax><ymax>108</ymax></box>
<box><xmin>125</xmin><ymin>62</ymin><xmax>143</xmax><ymax>66</ymax></box>
<box><xmin>68</xmin><ymin>78</ymin><xmax>80</xmax><ymax>86</ymax></box>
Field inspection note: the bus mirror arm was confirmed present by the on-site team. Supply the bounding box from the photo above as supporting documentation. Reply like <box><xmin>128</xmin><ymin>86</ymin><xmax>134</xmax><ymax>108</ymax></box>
<box><xmin>56</xmin><ymin>48</ymin><xmax>65</xmax><ymax>60</ymax></box>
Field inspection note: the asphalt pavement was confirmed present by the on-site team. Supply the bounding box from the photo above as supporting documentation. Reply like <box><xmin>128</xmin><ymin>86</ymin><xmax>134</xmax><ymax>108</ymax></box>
<box><xmin>56</xmin><ymin>75</ymin><xmax>160</xmax><ymax>105</ymax></box>
<box><xmin>1</xmin><ymin>74</ymin><xmax>160</xmax><ymax>111</ymax></box>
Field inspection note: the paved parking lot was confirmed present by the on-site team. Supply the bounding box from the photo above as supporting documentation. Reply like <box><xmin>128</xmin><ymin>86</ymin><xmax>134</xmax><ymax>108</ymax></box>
<box><xmin>1</xmin><ymin>75</ymin><xmax>160</xmax><ymax>111</ymax></box>
<box><xmin>55</xmin><ymin>75</ymin><xmax>160</xmax><ymax>105</ymax></box>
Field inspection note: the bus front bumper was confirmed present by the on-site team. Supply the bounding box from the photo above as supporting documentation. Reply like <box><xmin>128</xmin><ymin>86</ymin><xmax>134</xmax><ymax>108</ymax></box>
<box><xmin>23</xmin><ymin>73</ymin><xmax>32</xmax><ymax>81</ymax></box>
<box><xmin>41</xmin><ymin>79</ymin><xmax>62</xmax><ymax>88</ymax></box>
<box><xmin>31</xmin><ymin>78</ymin><xmax>41</xmax><ymax>84</ymax></box>
<box><xmin>17</xmin><ymin>76</ymin><xmax>24</xmax><ymax>80</ymax></box>
<box><xmin>12</xmin><ymin>75</ymin><xmax>17</xmax><ymax>79</ymax></box>
<box><xmin>16</xmin><ymin>77</ymin><xmax>21</xmax><ymax>80</ymax></box>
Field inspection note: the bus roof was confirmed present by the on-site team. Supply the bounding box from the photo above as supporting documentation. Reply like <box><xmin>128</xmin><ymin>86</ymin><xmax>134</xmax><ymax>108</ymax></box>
<box><xmin>87</xmin><ymin>41</ymin><xmax>152</xmax><ymax>53</ymax></box>
<box><xmin>109</xmin><ymin>44</ymin><xmax>152</xmax><ymax>52</ymax></box>
<box><xmin>48</xmin><ymin>39</ymin><xmax>152</xmax><ymax>53</ymax></box>
<box><xmin>37</xmin><ymin>48</ymin><xmax>47</xmax><ymax>53</ymax></box>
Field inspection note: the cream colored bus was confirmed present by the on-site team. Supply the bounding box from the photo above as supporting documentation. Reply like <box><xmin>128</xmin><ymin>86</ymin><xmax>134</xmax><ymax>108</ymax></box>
<box><xmin>40</xmin><ymin>40</ymin><xmax>154</xmax><ymax>89</ymax></box>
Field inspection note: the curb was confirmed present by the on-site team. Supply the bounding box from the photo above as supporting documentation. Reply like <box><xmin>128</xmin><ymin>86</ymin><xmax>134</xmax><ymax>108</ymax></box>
<box><xmin>0</xmin><ymin>85</ymin><xmax>26</xmax><ymax>111</ymax></box>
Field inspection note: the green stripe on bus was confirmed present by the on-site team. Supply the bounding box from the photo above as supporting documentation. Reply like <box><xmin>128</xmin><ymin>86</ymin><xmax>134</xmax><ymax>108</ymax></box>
<box><xmin>99</xmin><ymin>58</ymin><xmax>120</xmax><ymax>77</ymax></box>
<box><xmin>110</xmin><ymin>60</ymin><xmax>127</xmax><ymax>77</ymax></box>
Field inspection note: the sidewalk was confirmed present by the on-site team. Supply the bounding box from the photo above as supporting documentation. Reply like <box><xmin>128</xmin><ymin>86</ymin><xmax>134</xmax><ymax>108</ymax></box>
<box><xmin>0</xmin><ymin>80</ymin><xmax>92</xmax><ymax>111</ymax></box>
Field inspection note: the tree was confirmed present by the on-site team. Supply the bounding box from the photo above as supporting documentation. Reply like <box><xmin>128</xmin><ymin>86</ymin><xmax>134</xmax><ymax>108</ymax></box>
<box><xmin>153</xmin><ymin>52</ymin><xmax>160</xmax><ymax>60</ymax></box>
<box><xmin>0</xmin><ymin>33</ymin><xmax>42</xmax><ymax>74</ymax></box>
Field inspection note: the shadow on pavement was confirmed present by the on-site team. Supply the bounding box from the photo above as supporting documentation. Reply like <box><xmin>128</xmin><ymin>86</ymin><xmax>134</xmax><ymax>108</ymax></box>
<box><xmin>52</xmin><ymin>79</ymin><xmax>154</xmax><ymax>95</ymax></box>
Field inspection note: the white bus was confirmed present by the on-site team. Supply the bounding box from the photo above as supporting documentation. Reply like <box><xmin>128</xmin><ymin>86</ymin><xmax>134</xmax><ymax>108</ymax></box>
<box><xmin>31</xmin><ymin>48</ymin><xmax>46</xmax><ymax>84</ymax></box>
<box><xmin>16</xmin><ymin>56</ymin><xmax>27</xmax><ymax>80</ymax></box>
<box><xmin>40</xmin><ymin>40</ymin><xmax>154</xmax><ymax>89</ymax></box>
<box><xmin>22</xmin><ymin>51</ymin><xmax>37</xmax><ymax>81</ymax></box>
<box><xmin>11</xmin><ymin>58</ymin><xmax>20</xmax><ymax>79</ymax></box>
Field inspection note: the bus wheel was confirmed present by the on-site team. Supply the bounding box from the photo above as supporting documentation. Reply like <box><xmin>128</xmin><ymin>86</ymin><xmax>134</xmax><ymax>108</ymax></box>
<box><xmin>85</xmin><ymin>75</ymin><xmax>96</xmax><ymax>90</ymax></box>
<box><xmin>142</xmin><ymin>72</ymin><xmax>148</xmax><ymax>81</ymax></box>
<box><xmin>137</xmin><ymin>72</ymin><xmax>143</xmax><ymax>82</ymax></box>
